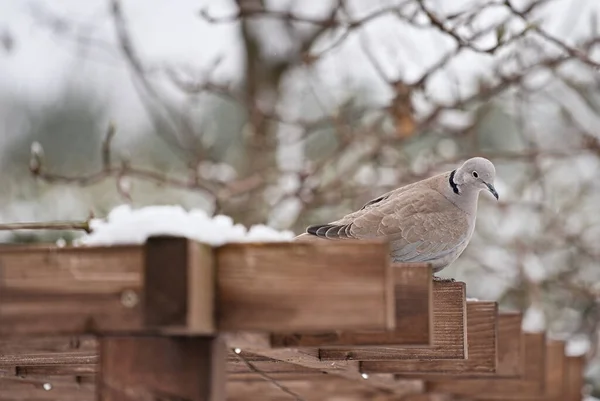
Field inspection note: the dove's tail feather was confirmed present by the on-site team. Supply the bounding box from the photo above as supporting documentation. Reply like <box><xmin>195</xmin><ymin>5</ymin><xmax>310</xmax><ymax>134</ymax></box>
<box><xmin>306</xmin><ymin>223</ymin><xmax>352</xmax><ymax>240</ymax></box>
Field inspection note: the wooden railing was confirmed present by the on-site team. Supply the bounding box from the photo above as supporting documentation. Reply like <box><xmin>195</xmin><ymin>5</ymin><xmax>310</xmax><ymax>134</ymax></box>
<box><xmin>0</xmin><ymin>237</ymin><xmax>585</xmax><ymax>400</ymax></box>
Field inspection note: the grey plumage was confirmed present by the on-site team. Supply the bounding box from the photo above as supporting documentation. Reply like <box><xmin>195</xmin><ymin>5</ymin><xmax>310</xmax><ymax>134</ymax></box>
<box><xmin>296</xmin><ymin>157</ymin><xmax>499</xmax><ymax>275</ymax></box>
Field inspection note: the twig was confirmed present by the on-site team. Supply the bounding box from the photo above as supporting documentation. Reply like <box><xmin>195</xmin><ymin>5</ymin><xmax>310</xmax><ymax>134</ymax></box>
<box><xmin>0</xmin><ymin>221</ymin><xmax>92</xmax><ymax>233</ymax></box>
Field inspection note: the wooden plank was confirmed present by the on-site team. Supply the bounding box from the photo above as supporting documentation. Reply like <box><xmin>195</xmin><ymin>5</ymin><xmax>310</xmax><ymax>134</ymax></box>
<box><xmin>226</xmin><ymin>376</ymin><xmax>424</xmax><ymax>401</ymax></box>
<box><xmin>232</xmin><ymin>346</ymin><xmax>423</xmax><ymax>395</ymax></box>
<box><xmin>270</xmin><ymin>263</ymin><xmax>432</xmax><ymax>348</ymax></box>
<box><xmin>494</xmin><ymin>312</ymin><xmax>524</xmax><ymax>377</ymax></box>
<box><xmin>426</xmin><ymin>333</ymin><xmax>546</xmax><ymax>397</ymax></box>
<box><xmin>474</xmin><ymin>340</ymin><xmax>566</xmax><ymax>401</ymax></box>
<box><xmin>565</xmin><ymin>356</ymin><xmax>584</xmax><ymax>401</ymax></box>
<box><xmin>143</xmin><ymin>237</ymin><xmax>215</xmax><ymax>333</ymax></box>
<box><xmin>98</xmin><ymin>335</ymin><xmax>226</xmax><ymax>401</ymax></box>
<box><xmin>417</xmin><ymin>312</ymin><xmax>522</xmax><ymax>380</ymax></box>
<box><xmin>0</xmin><ymin>376</ymin><xmax>94</xmax><ymax>401</ymax></box>
<box><xmin>363</xmin><ymin>301</ymin><xmax>498</xmax><ymax>375</ymax></box>
<box><xmin>0</xmin><ymin>239</ymin><xmax>395</xmax><ymax>335</ymax></box>
<box><xmin>319</xmin><ymin>281</ymin><xmax>467</xmax><ymax>361</ymax></box>
<box><xmin>0</xmin><ymin>244</ymin><xmax>145</xmax><ymax>336</ymax></box>
<box><xmin>216</xmin><ymin>240</ymin><xmax>395</xmax><ymax>332</ymax></box>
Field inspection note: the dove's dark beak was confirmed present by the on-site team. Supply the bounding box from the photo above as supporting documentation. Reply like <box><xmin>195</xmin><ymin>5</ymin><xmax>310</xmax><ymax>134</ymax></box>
<box><xmin>485</xmin><ymin>182</ymin><xmax>499</xmax><ymax>200</ymax></box>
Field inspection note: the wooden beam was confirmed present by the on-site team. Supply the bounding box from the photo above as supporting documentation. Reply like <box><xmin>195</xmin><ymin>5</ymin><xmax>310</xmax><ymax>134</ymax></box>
<box><xmin>0</xmin><ymin>238</ymin><xmax>395</xmax><ymax>335</ymax></box>
<box><xmin>226</xmin><ymin>376</ymin><xmax>423</xmax><ymax>401</ymax></box>
<box><xmin>471</xmin><ymin>340</ymin><xmax>566</xmax><ymax>401</ymax></box>
<box><xmin>565</xmin><ymin>356</ymin><xmax>585</xmax><ymax>401</ymax></box>
<box><xmin>411</xmin><ymin>312</ymin><xmax>522</xmax><ymax>380</ymax></box>
<box><xmin>0</xmin><ymin>244</ymin><xmax>145</xmax><ymax>336</ymax></box>
<box><xmin>143</xmin><ymin>237</ymin><xmax>215</xmax><ymax>333</ymax></box>
<box><xmin>269</xmin><ymin>263</ymin><xmax>432</xmax><ymax>348</ymax></box>
<box><xmin>98</xmin><ymin>335</ymin><xmax>226</xmax><ymax>401</ymax></box>
<box><xmin>216</xmin><ymin>240</ymin><xmax>395</xmax><ymax>332</ymax></box>
<box><xmin>426</xmin><ymin>333</ymin><xmax>546</xmax><ymax>397</ymax></box>
<box><xmin>362</xmin><ymin>301</ymin><xmax>498</xmax><ymax>375</ymax></box>
<box><xmin>0</xmin><ymin>376</ymin><xmax>94</xmax><ymax>401</ymax></box>
<box><xmin>319</xmin><ymin>281</ymin><xmax>467</xmax><ymax>361</ymax></box>
<box><xmin>228</xmin><ymin>343</ymin><xmax>423</xmax><ymax>396</ymax></box>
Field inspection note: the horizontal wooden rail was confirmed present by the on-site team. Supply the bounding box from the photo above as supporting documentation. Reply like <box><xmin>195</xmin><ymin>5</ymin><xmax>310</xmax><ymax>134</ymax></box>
<box><xmin>270</xmin><ymin>263</ymin><xmax>433</xmax><ymax>348</ymax></box>
<box><xmin>0</xmin><ymin>237</ymin><xmax>396</xmax><ymax>335</ymax></box>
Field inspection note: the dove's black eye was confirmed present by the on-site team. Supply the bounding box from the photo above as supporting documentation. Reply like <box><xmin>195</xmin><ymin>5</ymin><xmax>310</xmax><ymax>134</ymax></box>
<box><xmin>472</xmin><ymin>171</ymin><xmax>479</xmax><ymax>178</ymax></box>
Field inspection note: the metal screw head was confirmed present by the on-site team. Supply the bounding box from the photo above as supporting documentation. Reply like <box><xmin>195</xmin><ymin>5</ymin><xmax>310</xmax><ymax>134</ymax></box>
<box><xmin>120</xmin><ymin>290</ymin><xmax>139</xmax><ymax>308</ymax></box>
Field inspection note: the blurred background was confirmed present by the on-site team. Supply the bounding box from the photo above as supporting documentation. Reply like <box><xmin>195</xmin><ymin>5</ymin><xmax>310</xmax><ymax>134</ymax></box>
<box><xmin>1</xmin><ymin>0</ymin><xmax>600</xmax><ymax>396</ymax></box>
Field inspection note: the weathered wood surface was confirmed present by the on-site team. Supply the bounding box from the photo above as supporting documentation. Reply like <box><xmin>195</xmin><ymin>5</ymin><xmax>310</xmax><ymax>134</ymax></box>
<box><xmin>319</xmin><ymin>281</ymin><xmax>467</xmax><ymax>361</ymax></box>
<box><xmin>473</xmin><ymin>340</ymin><xmax>566</xmax><ymax>401</ymax></box>
<box><xmin>400</xmin><ymin>311</ymin><xmax>521</xmax><ymax>380</ymax></box>
<box><xmin>426</xmin><ymin>333</ymin><xmax>546</xmax><ymax>397</ymax></box>
<box><xmin>363</xmin><ymin>301</ymin><xmax>497</xmax><ymax>375</ymax></box>
<box><xmin>0</xmin><ymin>376</ymin><xmax>95</xmax><ymax>401</ymax></box>
<box><xmin>143</xmin><ymin>237</ymin><xmax>215</xmax><ymax>333</ymax></box>
<box><xmin>0</xmin><ymin>238</ymin><xmax>396</xmax><ymax>335</ymax></box>
<box><xmin>270</xmin><ymin>263</ymin><xmax>433</xmax><ymax>348</ymax></box>
<box><xmin>565</xmin><ymin>356</ymin><xmax>585</xmax><ymax>401</ymax></box>
<box><xmin>98</xmin><ymin>335</ymin><xmax>226</xmax><ymax>401</ymax></box>
<box><xmin>0</xmin><ymin>244</ymin><xmax>145</xmax><ymax>336</ymax></box>
<box><xmin>216</xmin><ymin>240</ymin><xmax>395</xmax><ymax>332</ymax></box>
<box><xmin>226</xmin><ymin>376</ymin><xmax>424</xmax><ymax>401</ymax></box>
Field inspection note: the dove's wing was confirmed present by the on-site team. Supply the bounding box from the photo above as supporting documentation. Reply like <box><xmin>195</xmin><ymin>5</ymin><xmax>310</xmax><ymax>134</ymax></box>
<box><xmin>306</xmin><ymin>186</ymin><xmax>470</xmax><ymax>263</ymax></box>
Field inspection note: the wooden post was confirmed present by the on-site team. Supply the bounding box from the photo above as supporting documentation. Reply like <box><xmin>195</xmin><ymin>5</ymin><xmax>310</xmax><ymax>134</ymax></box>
<box><xmin>98</xmin><ymin>335</ymin><xmax>226</xmax><ymax>401</ymax></box>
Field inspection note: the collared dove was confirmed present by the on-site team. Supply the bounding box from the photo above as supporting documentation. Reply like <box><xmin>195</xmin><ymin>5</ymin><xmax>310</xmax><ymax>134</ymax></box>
<box><xmin>296</xmin><ymin>157</ymin><xmax>498</xmax><ymax>280</ymax></box>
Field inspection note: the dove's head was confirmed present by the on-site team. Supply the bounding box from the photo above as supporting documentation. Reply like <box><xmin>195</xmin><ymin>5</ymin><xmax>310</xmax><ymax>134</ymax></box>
<box><xmin>454</xmin><ymin>157</ymin><xmax>498</xmax><ymax>200</ymax></box>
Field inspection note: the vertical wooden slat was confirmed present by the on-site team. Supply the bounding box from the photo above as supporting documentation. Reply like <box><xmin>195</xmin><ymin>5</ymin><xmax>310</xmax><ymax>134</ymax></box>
<box><xmin>98</xmin><ymin>335</ymin><xmax>226</xmax><ymax>401</ymax></box>
<box><xmin>565</xmin><ymin>356</ymin><xmax>585</xmax><ymax>401</ymax></box>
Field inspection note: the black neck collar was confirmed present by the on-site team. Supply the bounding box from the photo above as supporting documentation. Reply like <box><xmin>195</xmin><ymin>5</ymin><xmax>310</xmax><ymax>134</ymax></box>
<box><xmin>449</xmin><ymin>170</ymin><xmax>460</xmax><ymax>195</ymax></box>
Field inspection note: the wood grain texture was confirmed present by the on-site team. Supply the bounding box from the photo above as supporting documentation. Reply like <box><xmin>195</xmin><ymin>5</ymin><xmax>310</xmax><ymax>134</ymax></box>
<box><xmin>0</xmin><ymin>245</ymin><xmax>144</xmax><ymax>336</ymax></box>
<box><xmin>269</xmin><ymin>263</ymin><xmax>432</xmax><ymax>348</ymax></box>
<box><xmin>363</xmin><ymin>301</ymin><xmax>498</xmax><ymax>375</ymax></box>
<box><xmin>421</xmin><ymin>312</ymin><xmax>522</xmax><ymax>380</ymax></box>
<box><xmin>494</xmin><ymin>312</ymin><xmax>524</xmax><ymax>377</ymax></box>
<box><xmin>0</xmin><ymin>376</ymin><xmax>94</xmax><ymax>401</ymax></box>
<box><xmin>240</xmin><ymin>347</ymin><xmax>422</xmax><ymax>395</ymax></box>
<box><xmin>426</xmin><ymin>333</ymin><xmax>546</xmax><ymax>397</ymax></box>
<box><xmin>143</xmin><ymin>237</ymin><xmax>215</xmax><ymax>333</ymax></box>
<box><xmin>215</xmin><ymin>240</ymin><xmax>395</xmax><ymax>332</ymax></box>
<box><xmin>474</xmin><ymin>340</ymin><xmax>566</xmax><ymax>401</ymax></box>
<box><xmin>98</xmin><ymin>335</ymin><xmax>226</xmax><ymax>401</ymax></box>
<box><xmin>0</xmin><ymin>238</ymin><xmax>395</xmax><ymax>334</ymax></box>
<box><xmin>227</xmin><ymin>377</ymin><xmax>423</xmax><ymax>401</ymax></box>
<box><xmin>565</xmin><ymin>356</ymin><xmax>585</xmax><ymax>401</ymax></box>
<box><xmin>319</xmin><ymin>281</ymin><xmax>467</xmax><ymax>361</ymax></box>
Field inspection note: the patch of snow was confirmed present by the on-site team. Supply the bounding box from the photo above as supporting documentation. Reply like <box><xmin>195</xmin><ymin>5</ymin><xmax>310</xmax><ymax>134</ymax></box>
<box><xmin>76</xmin><ymin>204</ymin><xmax>295</xmax><ymax>246</ymax></box>
<box><xmin>466</xmin><ymin>297</ymin><xmax>479</xmax><ymax>301</ymax></box>
<box><xmin>522</xmin><ymin>305</ymin><xmax>546</xmax><ymax>333</ymax></box>
<box><xmin>566</xmin><ymin>334</ymin><xmax>591</xmax><ymax>357</ymax></box>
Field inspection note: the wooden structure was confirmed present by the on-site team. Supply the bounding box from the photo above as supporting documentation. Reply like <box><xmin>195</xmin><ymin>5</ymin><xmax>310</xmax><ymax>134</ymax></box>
<box><xmin>0</xmin><ymin>236</ymin><xmax>586</xmax><ymax>400</ymax></box>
